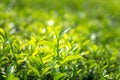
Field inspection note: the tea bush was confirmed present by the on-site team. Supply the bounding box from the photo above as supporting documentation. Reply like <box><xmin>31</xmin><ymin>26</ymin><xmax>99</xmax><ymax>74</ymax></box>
<box><xmin>0</xmin><ymin>0</ymin><xmax>120</xmax><ymax>80</ymax></box>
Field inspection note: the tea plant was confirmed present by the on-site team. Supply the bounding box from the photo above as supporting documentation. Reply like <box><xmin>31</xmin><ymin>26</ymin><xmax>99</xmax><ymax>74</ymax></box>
<box><xmin>0</xmin><ymin>0</ymin><xmax>120</xmax><ymax>80</ymax></box>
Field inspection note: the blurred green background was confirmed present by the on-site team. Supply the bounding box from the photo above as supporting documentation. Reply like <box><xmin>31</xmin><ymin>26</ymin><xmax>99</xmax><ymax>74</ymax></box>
<box><xmin>0</xmin><ymin>0</ymin><xmax>120</xmax><ymax>45</ymax></box>
<box><xmin>0</xmin><ymin>0</ymin><xmax>120</xmax><ymax>22</ymax></box>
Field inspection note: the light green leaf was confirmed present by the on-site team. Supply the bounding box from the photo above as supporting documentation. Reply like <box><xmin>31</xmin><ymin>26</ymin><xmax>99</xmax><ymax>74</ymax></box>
<box><xmin>6</xmin><ymin>66</ymin><xmax>19</xmax><ymax>80</ymax></box>
<box><xmin>54</xmin><ymin>72</ymin><xmax>66</xmax><ymax>80</ymax></box>
<box><xmin>42</xmin><ymin>67</ymin><xmax>50</xmax><ymax>75</ymax></box>
<box><xmin>7</xmin><ymin>74</ymin><xmax>19</xmax><ymax>80</ymax></box>
<box><xmin>0</xmin><ymin>35</ymin><xmax>4</xmax><ymax>42</ymax></box>
<box><xmin>59</xmin><ymin>27</ymin><xmax>71</xmax><ymax>39</ymax></box>
<box><xmin>83</xmin><ymin>40</ymin><xmax>90</xmax><ymax>46</ymax></box>
<box><xmin>42</xmin><ymin>54</ymin><xmax>53</xmax><ymax>63</ymax></box>
<box><xmin>37</xmin><ymin>40</ymin><xmax>55</xmax><ymax>49</ymax></box>
<box><xmin>28</xmin><ymin>65</ymin><xmax>40</xmax><ymax>77</ymax></box>
<box><xmin>61</xmin><ymin>54</ymin><xmax>85</xmax><ymax>64</ymax></box>
<box><xmin>0</xmin><ymin>28</ymin><xmax>5</xmax><ymax>36</ymax></box>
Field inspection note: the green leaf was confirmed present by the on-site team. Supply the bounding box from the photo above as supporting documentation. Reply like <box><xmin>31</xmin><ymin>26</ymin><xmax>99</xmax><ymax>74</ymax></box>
<box><xmin>61</xmin><ymin>54</ymin><xmax>85</xmax><ymax>64</ymax></box>
<box><xmin>83</xmin><ymin>40</ymin><xmax>90</xmax><ymax>46</ymax></box>
<box><xmin>0</xmin><ymin>35</ymin><xmax>4</xmax><ymax>42</ymax></box>
<box><xmin>6</xmin><ymin>74</ymin><xmax>19</xmax><ymax>80</ymax></box>
<box><xmin>54</xmin><ymin>72</ymin><xmax>66</xmax><ymax>80</ymax></box>
<box><xmin>37</xmin><ymin>40</ymin><xmax>55</xmax><ymax>49</ymax></box>
<box><xmin>42</xmin><ymin>67</ymin><xmax>50</xmax><ymax>76</ymax></box>
<box><xmin>0</xmin><ymin>28</ymin><xmax>5</xmax><ymax>36</ymax></box>
<box><xmin>59</xmin><ymin>27</ymin><xmax>71</xmax><ymax>40</ymax></box>
<box><xmin>27</xmin><ymin>65</ymin><xmax>40</xmax><ymax>77</ymax></box>
<box><xmin>6</xmin><ymin>66</ymin><xmax>19</xmax><ymax>80</ymax></box>
<box><xmin>6</xmin><ymin>66</ymin><xmax>15</xmax><ymax>74</ymax></box>
<box><xmin>42</xmin><ymin>54</ymin><xmax>53</xmax><ymax>63</ymax></box>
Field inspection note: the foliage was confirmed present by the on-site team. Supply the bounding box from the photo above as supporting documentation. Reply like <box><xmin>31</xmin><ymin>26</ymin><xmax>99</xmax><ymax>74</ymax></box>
<box><xmin>0</xmin><ymin>0</ymin><xmax>120</xmax><ymax>80</ymax></box>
